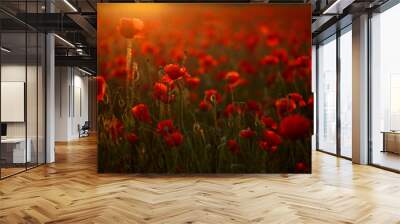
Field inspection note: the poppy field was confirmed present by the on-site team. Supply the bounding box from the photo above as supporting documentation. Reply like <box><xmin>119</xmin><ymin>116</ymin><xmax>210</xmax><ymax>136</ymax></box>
<box><xmin>97</xmin><ymin>4</ymin><xmax>312</xmax><ymax>173</ymax></box>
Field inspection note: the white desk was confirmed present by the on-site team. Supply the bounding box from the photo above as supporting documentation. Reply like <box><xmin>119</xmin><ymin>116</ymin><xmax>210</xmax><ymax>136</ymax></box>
<box><xmin>1</xmin><ymin>138</ymin><xmax>31</xmax><ymax>163</ymax></box>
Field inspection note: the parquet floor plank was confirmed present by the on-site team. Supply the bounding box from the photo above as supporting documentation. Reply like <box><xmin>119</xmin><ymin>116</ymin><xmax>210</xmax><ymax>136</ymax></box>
<box><xmin>0</xmin><ymin>136</ymin><xmax>400</xmax><ymax>223</ymax></box>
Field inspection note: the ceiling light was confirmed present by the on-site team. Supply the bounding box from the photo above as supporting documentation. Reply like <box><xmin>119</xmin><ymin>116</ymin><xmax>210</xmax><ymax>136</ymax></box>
<box><xmin>63</xmin><ymin>0</ymin><xmax>78</xmax><ymax>12</ymax></box>
<box><xmin>1</xmin><ymin>47</ymin><xmax>11</xmax><ymax>53</ymax></box>
<box><xmin>78</xmin><ymin>67</ymin><xmax>93</xmax><ymax>76</ymax></box>
<box><xmin>54</xmin><ymin>34</ymin><xmax>75</xmax><ymax>48</ymax></box>
<box><xmin>322</xmin><ymin>0</ymin><xmax>354</xmax><ymax>15</ymax></box>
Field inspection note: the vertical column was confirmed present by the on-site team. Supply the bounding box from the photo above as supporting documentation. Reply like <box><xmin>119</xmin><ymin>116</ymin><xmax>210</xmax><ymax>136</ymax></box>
<box><xmin>46</xmin><ymin>1</ymin><xmax>55</xmax><ymax>163</ymax></box>
<box><xmin>352</xmin><ymin>14</ymin><xmax>369</xmax><ymax>164</ymax></box>
<box><xmin>336</xmin><ymin>30</ymin><xmax>341</xmax><ymax>156</ymax></box>
<box><xmin>54</xmin><ymin>67</ymin><xmax>73</xmax><ymax>141</ymax></box>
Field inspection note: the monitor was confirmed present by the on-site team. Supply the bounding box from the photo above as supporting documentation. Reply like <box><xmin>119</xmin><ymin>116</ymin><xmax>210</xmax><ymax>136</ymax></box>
<box><xmin>1</xmin><ymin>123</ymin><xmax>7</xmax><ymax>137</ymax></box>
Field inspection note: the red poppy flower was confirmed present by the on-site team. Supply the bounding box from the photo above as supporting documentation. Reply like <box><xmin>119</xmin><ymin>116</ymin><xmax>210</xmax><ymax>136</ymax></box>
<box><xmin>153</xmin><ymin>82</ymin><xmax>168</xmax><ymax>98</ymax></box>
<box><xmin>204</xmin><ymin>89</ymin><xmax>222</xmax><ymax>104</ymax></box>
<box><xmin>270</xmin><ymin>146</ymin><xmax>278</xmax><ymax>152</ymax></box>
<box><xmin>199</xmin><ymin>54</ymin><xmax>218</xmax><ymax>70</ymax></box>
<box><xmin>288</xmin><ymin>93</ymin><xmax>306</xmax><ymax>107</ymax></box>
<box><xmin>295</xmin><ymin>162</ymin><xmax>306</xmax><ymax>172</ymax></box>
<box><xmin>185</xmin><ymin>77</ymin><xmax>201</xmax><ymax>89</ymax></box>
<box><xmin>246</xmin><ymin>100</ymin><xmax>261</xmax><ymax>112</ymax></box>
<box><xmin>160</xmin><ymin>74</ymin><xmax>174</xmax><ymax>87</ymax></box>
<box><xmin>126</xmin><ymin>132</ymin><xmax>139</xmax><ymax>144</ymax></box>
<box><xmin>245</xmin><ymin>34</ymin><xmax>259</xmax><ymax>52</ymax></box>
<box><xmin>259</xmin><ymin>141</ymin><xmax>277</xmax><ymax>152</ymax></box>
<box><xmin>266</xmin><ymin>74</ymin><xmax>277</xmax><ymax>86</ymax></box>
<box><xmin>263</xmin><ymin>130</ymin><xmax>282</xmax><ymax>146</ymax></box>
<box><xmin>160</xmin><ymin>94</ymin><xmax>176</xmax><ymax>104</ymax></box>
<box><xmin>199</xmin><ymin>100</ymin><xmax>212</xmax><ymax>111</ymax></box>
<box><xmin>224</xmin><ymin>103</ymin><xmax>239</xmax><ymax>117</ymax></box>
<box><xmin>164</xmin><ymin>64</ymin><xmax>186</xmax><ymax>80</ymax></box>
<box><xmin>170</xmin><ymin>48</ymin><xmax>184</xmax><ymax>62</ymax></box>
<box><xmin>239</xmin><ymin>60</ymin><xmax>257</xmax><ymax>75</ymax></box>
<box><xmin>196</xmin><ymin>67</ymin><xmax>206</xmax><ymax>75</ymax></box>
<box><xmin>141</xmin><ymin>42</ymin><xmax>159</xmax><ymax>55</ymax></box>
<box><xmin>275</xmin><ymin>98</ymin><xmax>296</xmax><ymax>116</ymax></box>
<box><xmin>153</xmin><ymin>82</ymin><xmax>174</xmax><ymax>104</ymax></box>
<box><xmin>225</xmin><ymin>71</ymin><xmax>240</xmax><ymax>84</ymax></box>
<box><xmin>227</xmin><ymin>139</ymin><xmax>240</xmax><ymax>154</ymax></box>
<box><xmin>239</xmin><ymin>128</ymin><xmax>256</xmax><ymax>138</ymax></box>
<box><xmin>117</xmin><ymin>18</ymin><xmax>144</xmax><ymax>39</ymax></box>
<box><xmin>298</xmin><ymin>100</ymin><xmax>306</xmax><ymax>107</ymax></box>
<box><xmin>131</xmin><ymin>104</ymin><xmax>152</xmax><ymax>123</ymax></box>
<box><xmin>227</xmin><ymin>78</ymin><xmax>248</xmax><ymax>92</ymax></box>
<box><xmin>216</xmin><ymin>71</ymin><xmax>227</xmax><ymax>81</ymax></box>
<box><xmin>273</xmin><ymin>49</ymin><xmax>289</xmax><ymax>64</ymax></box>
<box><xmin>258</xmin><ymin>140</ymin><xmax>269</xmax><ymax>151</ymax></box>
<box><xmin>266</xmin><ymin>34</ymin><xmax>280</xmax><ymax>47</ymax></box>
<box><xmin>155</xmin><ymin>56</ymin><xmax>166</xmax><ymax>67</ymax></box>
<box><xmin>293</xmin><ymin>55</ymin><xmax>311</xmax><ymax>68</ymax></box>
<box><xmin>164</xmin><ymin>131</ymin><xmax>184</xmax><ymax>147</ymax></box>
<box><xmin>156</xmin><ymin>119</ymin><xmax>175</xmax><ymax>136</ymax></box>
<box><xmin>282</xmin><ymin>68</ymin><xmax>295</xmax><ymax>83</ymax></box>
<box><xmin>288</xmin><ymin>93</ymin><xmax>303</xmax><ymax>102</ymax></box>
<box><xmin>96</xmin><ymin>76</ymin><xmax>106</xmax><ymax>102</ymax></box>
<box><xmin>114</xmin><ymin>55</ymin><xmax>127</xmax><ymax>67</ymax></box>
<box><xmin>259</xmin><ymin>55</ymin><xmax>279</xmax><ymax>66</ymax></box>
<box><xmin>279</xmin><ymin>114</ymin><xmax>311</xmax><ymax>140</ymax></box>
<box><xmin>260</xmin><ymin>116</ymin><xmax>277</xmax><ymax>129</ymax></box>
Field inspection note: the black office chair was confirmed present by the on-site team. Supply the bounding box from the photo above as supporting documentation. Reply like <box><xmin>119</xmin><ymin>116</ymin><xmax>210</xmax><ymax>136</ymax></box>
<box><xmin>79</xmin><ymin>121</ymin><xmax>90</xmax><ymax>138</ymax></box>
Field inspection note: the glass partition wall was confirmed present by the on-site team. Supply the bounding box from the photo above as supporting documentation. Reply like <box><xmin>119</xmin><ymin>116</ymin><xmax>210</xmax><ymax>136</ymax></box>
<box><xmin>316</xmin><ymin>26</ymin><xmax>353</xmax><ymax>159</ymax></box>
<box><xmin>0</xmin><ymin>2</ymin><xmax>46</xmax><ymax>179</ymax></box>
<box><xmin>339</xmin><ymin>27</ymin><xmax>352</xmax><ymax>159</ymax></box>
<box><xmin>370</xmin><ymin>3</ymin><xmax>400</xmax><ymax>171</ymax></box>
<box><xmin>317</xmin><ymin>35</ymin><xmax>337</xmax><ymax>155</ymax></box>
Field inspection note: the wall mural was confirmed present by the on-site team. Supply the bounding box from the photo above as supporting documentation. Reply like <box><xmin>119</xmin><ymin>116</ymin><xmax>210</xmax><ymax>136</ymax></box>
<box><xmin>97</xmin><ymin>4</ymin><xmax>312</xmax><ymax>173</ymax></box>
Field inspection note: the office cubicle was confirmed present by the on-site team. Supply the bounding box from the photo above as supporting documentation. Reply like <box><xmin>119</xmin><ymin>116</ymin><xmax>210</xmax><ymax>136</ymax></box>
<box><xmin>0</xmin><ymin>1</ymin><xmax>46</xmax><ymax>179</ymax></box>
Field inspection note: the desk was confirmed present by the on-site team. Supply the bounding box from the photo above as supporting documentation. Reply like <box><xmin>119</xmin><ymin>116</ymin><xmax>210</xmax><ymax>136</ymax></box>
<box><xmin>382</xmin><ymin>131</ymin><xmax>400</xmax><ymax>154</ymax></box>
<box><xmin>1</xmin><ymin>138</ymin><xmax>31</xmax><ymax>163</ymax></box>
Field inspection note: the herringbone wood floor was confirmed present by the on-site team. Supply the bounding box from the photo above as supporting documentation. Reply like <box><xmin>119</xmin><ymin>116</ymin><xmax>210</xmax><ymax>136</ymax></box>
<box><xmin>1</xmin><ymin>136</ymin><xmax>400</xmax><ymax>224</ymax></box>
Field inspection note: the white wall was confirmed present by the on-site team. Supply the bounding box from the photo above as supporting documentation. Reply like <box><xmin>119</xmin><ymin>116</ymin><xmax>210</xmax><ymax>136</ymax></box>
<box><xmin>1</xmin><ymin>65</ymin><xmax>41</xmax><ymax>137</ymax></box>
<box><xmin>55</xmin><ymin>67</ymin><xmax>70</xmax><ymax>141</ymax></box>
<box><xmin>55</xmin><ymin>67</ymin><xmax>89</xmax><ymax>141</ymax></box>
